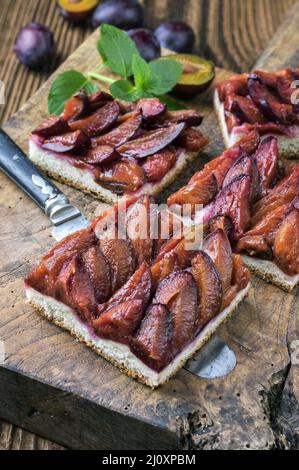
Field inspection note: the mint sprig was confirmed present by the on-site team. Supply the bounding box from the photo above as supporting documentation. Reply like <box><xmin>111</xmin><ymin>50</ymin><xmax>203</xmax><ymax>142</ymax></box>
<box><xmin>48</xmin><ymin>25</ymin><xmax>184</xmax><ymax>114</ymax></box>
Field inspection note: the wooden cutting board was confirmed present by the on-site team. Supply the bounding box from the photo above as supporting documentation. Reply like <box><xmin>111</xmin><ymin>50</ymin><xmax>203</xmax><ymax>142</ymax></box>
<box><xmin>1</xmin><ymin>5</ymin><xmax>299</xmax><ymax>449</ymax></box>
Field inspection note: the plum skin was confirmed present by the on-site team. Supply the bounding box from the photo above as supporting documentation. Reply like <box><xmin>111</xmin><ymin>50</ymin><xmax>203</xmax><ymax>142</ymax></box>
<box><xmin>92</xmin><ymin>0</ymin><xmax>144</xmax><ymax>30</ymax></box>
<box><xmin>127</xmin><ymin>28</ymin><xmax>161</xmax><ymax>61</ymax></box>
<box><xmin>154</xmin><ymin>20</ymin><xmax>195</xmax><ymax>53</ymax></box>
<box><xmin>13</xmin><ymin>22</ymin><xmax>54</xmax><ymax>68</ymax></box>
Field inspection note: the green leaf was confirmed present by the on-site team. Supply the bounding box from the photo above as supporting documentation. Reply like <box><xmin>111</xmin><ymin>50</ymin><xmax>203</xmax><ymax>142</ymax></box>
<box><xmin>48</xmin><ymin>70</ymin><xmax>99</xmax><ymax>115</ymax></box>
<box><xmin>149</xmin><ymin>59</ymin><xmax>183</xmax><ymax>95</ymax></box>
<box><xmin>84</xmin><ymin>81</ymin><xmax>100</xmax><ymax>94</ymax></box>
<box><xmin>97</xmin><ymin>24</ymin><xmax>139</xmax><ymax>79</ymax></box>
<box><xmin>132</xmin><ymin>54</ymin><xmax>152</xmax><ymax>90</ymax></box>
<box><xmin>109</xmin><ymin>80</ymin><xmax>141</xmax><ymax>102</ymax></box>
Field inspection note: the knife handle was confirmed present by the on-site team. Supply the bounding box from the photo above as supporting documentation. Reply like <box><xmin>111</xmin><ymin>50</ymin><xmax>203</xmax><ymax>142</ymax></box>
<box><xmin>0</xmin><ymin>129</ymin><xmax>80</xmax><ymax>225</ymax></box>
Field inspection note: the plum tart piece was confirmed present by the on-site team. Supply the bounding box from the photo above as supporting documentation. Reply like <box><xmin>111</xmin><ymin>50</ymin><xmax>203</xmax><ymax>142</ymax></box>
<box><xmin>214</xmin><ymin>68</ymin><xmax>299</xmax><ymax>158</ymax></box>
<box><xmin>168</xmin><ymin>133</ymin><xmax>299</xmax><ymax>291</ymax></box>
<box><xmin>29</xmin><ymin>92</ymin><xmax>208</xmax><ymax>204</ymax></box>
<box><xmin>25</xmin><ymin>195</ymin><xmax>250</xmax><ymax>388</ymax></box>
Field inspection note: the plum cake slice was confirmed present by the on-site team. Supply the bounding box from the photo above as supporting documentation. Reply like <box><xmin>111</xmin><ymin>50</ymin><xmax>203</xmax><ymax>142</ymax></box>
<box><xmin>25</xmin><ymin>195</ymin><xmax>250</xmax><ymax>388</ymax></box>
<box><xmin>168</xmin><ymin>132</ymin><xmax>299</xmax><ymax>291</ymax></box>
<box><xmin>29</xmin><ymin>92</ymin><xmax>208</xmax><ymax>204</ymax></box>
<box><xmin>214</xmin><ymin>68</ymin><xmax>299</xmax><ymax>158</ymax></box>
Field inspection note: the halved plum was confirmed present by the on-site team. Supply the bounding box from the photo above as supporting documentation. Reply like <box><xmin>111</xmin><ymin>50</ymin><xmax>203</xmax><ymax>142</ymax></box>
<box><xmin>141</xmin><ymin>148</ymin><xmax>178</xmax><ymax>183</ymax></box>
<box><xmin>42</xmin><ymin>130</ymin><xmax>90</xmax><ymax>153</ymax></box>
<box><xmin>132</xmin><ymin>303</ymin><xmax>172</xmax><ymax>371</ymax></box>
<box><xmin>203</xmin><ymin>229</ymin><xmax>233</xmax><ymax>292</ymax></box>
<box><xmin>273</xmin><ymin>208</ymin><xmax>299</xmax><ymax>275</ymax></box>
<box><xmin>117</xmin><ymin>122</ymin><xmax>185</xmax><ymax>158</ymax></box>
<box><xmin>126</xmin><ymin>195</ymin><xmax>155</xmax><ymax>264</ymax></box>
<box><xmin>92</xmin><ymin>112</ymin><xmax>142</xmax><ymax>148</ymax></box>
<box><xmin>69</xmin><ymin>101</ymin><xmax>120</xmax><ymax>137</ymax></box>
<box><xmin>153</xmin><ymin>270</ymin><xmax>198</xmax><ymax>352</ymax></box>
<box><xmin>191</xmin><ymin>251</ymin><xmax>222</xmax><ymax>328</ymax></box>
<box><xmin>82</xmin><ymin>245</ymin><xmax>111</xmax><ymax>303</ymax></box>
<box><xmin>82</xmin><ymin>145</ymin><xmax>120</xmax><ymax>166</ymax></box>
<box><xmin>32</xmin><ymin>115</ymin><xmax>71</xmax><ymax>138</ymax></box>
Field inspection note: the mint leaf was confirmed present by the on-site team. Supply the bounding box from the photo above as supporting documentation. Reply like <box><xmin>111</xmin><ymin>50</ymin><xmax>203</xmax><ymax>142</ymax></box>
<box><xmin>48</xmin><ymin>70</ymin><xmax>99</xmax><ymax>114</ymax></box>
<box><xmin>97</xmin><ymin>24</ymin><xmax>139</xmax><ymax>79</ymax></box>
<box><xmin>110</xmin><ymin>80</ymin><xmax>141</xmax><ymax>102</ymax></box>
<box><xmin>149</xmin><ymin>59</ymin><xmax>183</xmax><ymax>95</ymax></box>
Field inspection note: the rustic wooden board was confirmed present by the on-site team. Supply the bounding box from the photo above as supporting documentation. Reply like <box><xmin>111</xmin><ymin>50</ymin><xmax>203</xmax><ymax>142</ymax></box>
<box><xmin>0</xmin><ymin>19</ymin><xmax>298</xmax><ymax>449</ymax></box>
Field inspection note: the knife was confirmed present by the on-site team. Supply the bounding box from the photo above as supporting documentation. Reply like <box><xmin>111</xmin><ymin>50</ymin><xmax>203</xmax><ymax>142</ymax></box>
<box><xmin>0</xmin><ymin>129</ymin><xmax>89</xmax><ymax>240</ymax></box>
<box><xmin>0</xmin><ymin>128</ymin><xmax>236</xmax><ymax>379</ymax></box>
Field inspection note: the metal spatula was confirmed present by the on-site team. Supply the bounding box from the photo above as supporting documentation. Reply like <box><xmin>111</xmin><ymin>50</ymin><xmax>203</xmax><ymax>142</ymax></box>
<box><xmin>0</xmin><ymin>129</ymin><xmax>237</xmax><ymax>379</ymax></box>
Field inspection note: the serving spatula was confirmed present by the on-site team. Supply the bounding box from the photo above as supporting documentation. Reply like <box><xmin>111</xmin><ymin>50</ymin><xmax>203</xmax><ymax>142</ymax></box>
<box><xmin>0</xmin><ymin>128</ymin><xmax>237</xmax><ymax>379</ymax></box>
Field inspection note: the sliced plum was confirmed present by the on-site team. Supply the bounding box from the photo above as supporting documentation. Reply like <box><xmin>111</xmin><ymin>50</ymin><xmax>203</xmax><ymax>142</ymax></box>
<box><xmin>167</xmin><ymin>172</ymin><xmax>218</xmax><ymax>210</ymax></box>
<box><xmin>69</xmin><ymin>101</ymin><xmax>120</xmax><ymax>137</ymax></box>
<box><xmin>42</xmin><ymin>227</ymin><xmax>95</xmax><ymax>290</ymax></box>
<box><xmin>245</xmin><ymin>202</ymin><xmax>293</xmax><ymax>245</ymax></box>
<box><xmin>117</xmin><ymin>122</ymin><xmax>185</xmax><ymax>158</ymax></box>
<box><xmin>247</xmin><ymin>75</ymin><xmax>297</xmax><ymax>124</ymax></box>
<box><xmin>92</xmin><ymin>112</ymin><xmax>142</xmax><ymax>147</ymax></box>
<box><xmin>254</xmin><ymin>137</ymin><xmax>278</xmax><ymax>195</ymax></box>
<box><xmin>61</xmin><ymin>90</ymin><xmax>89</xmax><ymax>122</ymax></box>
<box><xmin>191</xmin><ymin>251</ymin><xmax>222</xmax><ymax>328</ymax></box>
<box><xmin>252</xmin><ymin>167</ymin><xmax>299</xmax><ymax>225</ymax></box>
<box><xmin>151</xmin><ymin>250</ymin><xmax>180</xmax><ymax>287</ymax></box>
<box><xmin>93</xmin><ymin>299</ymin><xmax>145</xmax><ymax>341</ymax></box>
<box><xmin>217</xmin><ymin>74</ymin><xmax>248</xmax><ymax>102</ymax></box>
<box><xmin>220</xmin><ymin>285</ymin><xmax>239</xmax><ymax>310</ymax></box>
<box><xmin>99</xmin><ymin>235</ymin><xmax>136</xmax><ymax>293</ymax></box>
<box><xmin>88</xmin><ymin>91</ymin><xmax>113</xmax><ymax>112</ymax></box>
<box><xmin>82</xmin><ymin>145</ymin><xmax>120</xmax><ymax>166</ymax></box>
<box><xmin>32</xmin><ymin>115</ymin><xmax>71</xmax><ymax>138</ymax></box>
<box><xmin>132</xmin><ymin>303</ymin><xmax>172</xmax><ymax>371</ymax></box>
<box><xmin>97</xmin><ymin>262</ymin><xmax>152</xmax><ymax>317</ymax></box>
<box><xmin>176</xmin><ymin>128</ymin><xmax>209</xmax><ymax>152</ymax></box>
<box><xmin>203</xmin><ymin>229</ymin><xmax>233</xmax><ymax>292</ymax></box>
<box><xmin>141</xmin><ymin>148</ymin><xmax>178</xmax><ymax>183</ymax></box>
<box><xmin>237</xmin><ymin>129</ymin><xmax>261</xmax><ymax>155</ymax></box>
<box><xmin>98</xmin><ymin>158</ymin><xmax>146</xmax><ymax>193</ymax></box>
<box><xmin>231</xmin><ymin>254</ymin><xmax>250</xmax><ymax>291</ymax></box>
<box><xmin>209</xmin><ymin>215</ymin><xmax>233</xmax><ymax>240</ymax></box>
<box><xmin>153</xmin><ymin>270</ymin><xmax>198</xmax><ymax>352</ymax></box>
<box><xmin>229</xmin><ymin>94</ymin><xmax>265</xmax><ymax>124</ymax></box>
<box><xmin>42</xmin><ymin>130</ymin><xmax>90</xmax><ymax>153</ymax></box>
<box><xmin>137</xmin><ymin>98</ymin><xmax>166</xmax><ymax>122</ymax></box>
<box><xmin>82</xmin><ymin>245</ymin><xmax>111</xmax><ymax>303</ymax></box>
<box><xmin>273</xmin><ymin>208</ymin><xmax>299</xmax><ymax>275</ymax></box>
<box><xmin>163</xmin><ymin>109</ymin><xmax>203</xmax><ymax>127</ymax></box>
<box><xmin>211</xmin><ymin>174</ymin><xmax>251</xmax><ymax>240</ymax></box>
<box><xmin>54</xmin><ymin>254</ymin><xmax>96</xmax><ymax>321</ymax></box>
<box><xmin>222</xmin><ymin>153</ymin><xmax>259</xmax><ymax>202</ymax></box>
<box><xmin>126</xmin><ymin>195</ymin><xmax>155</xmax><ymax>264</ymax></box>
<box><xmin>237</xmin><ymin>234</ymin><xmax>273</xmax><ymax>259</ymax></box>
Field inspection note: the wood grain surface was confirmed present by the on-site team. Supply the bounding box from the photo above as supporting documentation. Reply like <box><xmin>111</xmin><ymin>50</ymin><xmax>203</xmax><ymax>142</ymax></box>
<box><xmin>0</xmin><ymin>0</ymin><xmax>297</xmax><ymax>451</ymax></box>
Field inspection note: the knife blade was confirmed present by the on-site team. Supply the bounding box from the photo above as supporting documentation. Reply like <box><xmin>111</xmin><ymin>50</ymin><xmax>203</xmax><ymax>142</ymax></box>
<box><xmin>0</xmin><ymin>128</ymin><xmax>236</xmax><ymax>379</ymax></box>
<box><xmin>0</xmin><ymin>129</ymin><xmax>89</xmax><ymax>240</ymax></box>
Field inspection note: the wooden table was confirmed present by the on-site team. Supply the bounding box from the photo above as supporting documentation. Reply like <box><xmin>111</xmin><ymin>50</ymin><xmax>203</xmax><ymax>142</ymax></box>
<box><xmin>0</xmin><ymin>0</ymin><xmax>296</xmax><ymax>451</ymax></box>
